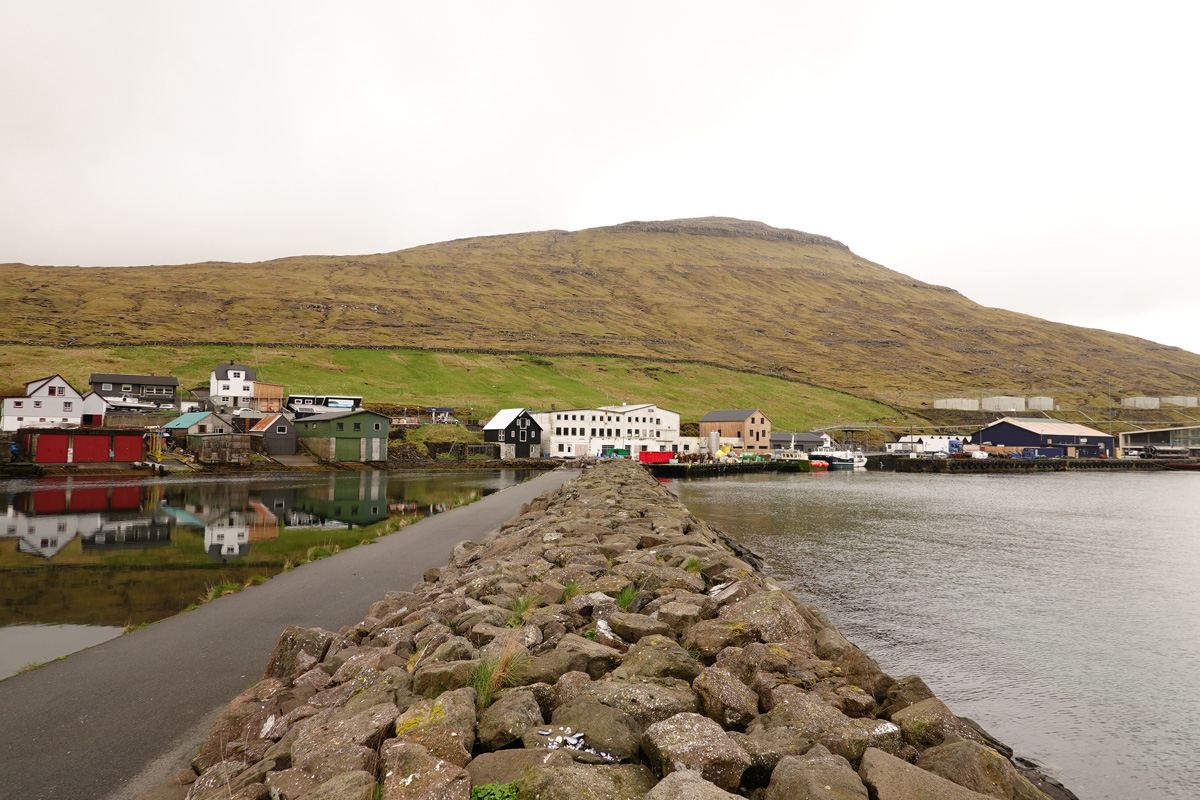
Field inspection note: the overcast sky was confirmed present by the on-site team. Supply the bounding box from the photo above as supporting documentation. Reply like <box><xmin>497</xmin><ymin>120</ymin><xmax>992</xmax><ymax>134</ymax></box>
<box><xmin>3</xmin><ymin>2</ymin><xmax>1198</xmax><ymax>357</ymax></box>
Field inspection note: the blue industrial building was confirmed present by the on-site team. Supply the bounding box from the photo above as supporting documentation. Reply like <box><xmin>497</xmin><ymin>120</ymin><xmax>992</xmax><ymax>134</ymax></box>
<box><xmin>970</xmin><ymin>417</ymin><xmax>1114</xmax><ymax>458</ymax></box>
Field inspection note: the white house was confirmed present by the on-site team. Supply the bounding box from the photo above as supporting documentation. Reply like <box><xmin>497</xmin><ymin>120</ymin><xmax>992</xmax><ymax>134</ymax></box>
<box><xmin>1</xmin><ymin>374</ymin><xmax>109</xmax><ymax>432</ymax></box>
<box><xmin>208</xmin><ymin>362</ymin><xmax>257</xmax><ymax>410</ymax></box>
<box><xmin>530</xmin><ymin>403</ymin><xmax>681</xmax><ymax>458</ymax></box>
<box><xmin>885</xmin><ymin>435</ymin><xmax>961</xmax><ymax>455</ymax></box>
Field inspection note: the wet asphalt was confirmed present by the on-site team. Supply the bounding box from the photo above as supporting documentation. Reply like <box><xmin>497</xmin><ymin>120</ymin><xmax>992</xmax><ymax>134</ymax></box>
<box><xmin>0</xmin><ymin>468</ymin><xmax>579</xmax><ymax>800</ymax></box>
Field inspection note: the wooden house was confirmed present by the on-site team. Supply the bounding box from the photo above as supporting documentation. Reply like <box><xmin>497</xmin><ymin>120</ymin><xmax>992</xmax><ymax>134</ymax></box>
<box><xmin>2</xmin><ymin>374</ymin><xmax>109</xmax><ymax>432</ymax></box>
<box><xmin>699</xmin><ymin>409</ymin><xmax>773</xmax><ymax>452</ymax></box>
<box><xmin>88</xmin><ymin>373</ymin><xmax>179</xmax><ymax>412</ymax></box>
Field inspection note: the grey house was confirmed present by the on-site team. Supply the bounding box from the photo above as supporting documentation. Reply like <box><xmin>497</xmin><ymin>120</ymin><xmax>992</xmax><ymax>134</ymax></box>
<box><xmin>89</xmin><ymin>373</ymin><xmax>179</xmax><ymax>411</ymax></box>
<box><xmin>249</xmin><ymin>413</ymin><xmax>297</xmax><ymax>456</ymax></box>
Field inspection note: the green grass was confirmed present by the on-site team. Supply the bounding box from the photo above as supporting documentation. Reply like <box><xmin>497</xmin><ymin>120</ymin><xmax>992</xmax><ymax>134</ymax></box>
<box><xmin>505</xmin><ymin>592</ymin><xmax>541</xmax><ymax>628</ymax></box>
<box><xmin>0</xmin><ymin>345</ymin><xmax>905</xmax><ymax>432</ymax></box>
<box><xmin>614</xmin><ymin>584</ymin><xmax>639</xmax><ymax>611</ymax></box>
<box><xmin>470</xmin><ymin>782</ymin><xmax>519</xmax><ymax>800</ymax></box>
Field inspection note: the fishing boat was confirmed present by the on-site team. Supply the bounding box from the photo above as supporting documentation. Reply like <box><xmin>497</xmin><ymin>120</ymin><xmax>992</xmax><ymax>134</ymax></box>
<box><xmin>775</xmin><ymin>435</ymin><xmax>828</xmax><ymax>472</ymax></box>
<box><xmin>810</xmin><ymin>442</ymin><xmax>868</xmax><ymax>469</ymax></box>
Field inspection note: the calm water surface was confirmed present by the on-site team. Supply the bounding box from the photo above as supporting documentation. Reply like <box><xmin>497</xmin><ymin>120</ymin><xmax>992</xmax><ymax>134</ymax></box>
<box><xmin>667</xmin><ymin>469</ymin><xmax>1199</xmax><ymax>800</ymax></box>
<box><xmin>0</xmin><ymin>469</ymin><xmax>538</xmax><ymax>678</ymax></box>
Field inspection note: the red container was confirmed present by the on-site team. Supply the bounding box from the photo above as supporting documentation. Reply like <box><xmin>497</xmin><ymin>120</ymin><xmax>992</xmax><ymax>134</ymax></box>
<box><xmin>637</xmin><ymin>451</ymin><xmax>673</xmax><ymax>464</ymax></box>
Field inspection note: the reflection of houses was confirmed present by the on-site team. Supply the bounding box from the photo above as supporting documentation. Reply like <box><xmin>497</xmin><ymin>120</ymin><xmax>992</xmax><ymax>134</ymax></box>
<box><xmin>292</xmin><ymin>471</ymin><xmax>388</xmax><ymax>526</ymax></box>
<box><xmin>295</xmin><ymin>410</ymin><xmax>389</xmax><ymax>462</ymax></box>
<box><xmin>2</xmin><ymin>508</ymin><xmax>99</xmax><ymax>559</ymax></box>
<box><xmin>2</xmin><ymin>479</ymin><xmax>172</xmax><ymax>558</ymax></box>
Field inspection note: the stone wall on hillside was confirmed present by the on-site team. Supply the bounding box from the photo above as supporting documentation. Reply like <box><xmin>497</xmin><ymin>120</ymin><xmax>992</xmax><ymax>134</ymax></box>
<box><xmin>143</xmin><ymin>460</ymin><xmax>1073</xmax><ymax>800</ymax></box>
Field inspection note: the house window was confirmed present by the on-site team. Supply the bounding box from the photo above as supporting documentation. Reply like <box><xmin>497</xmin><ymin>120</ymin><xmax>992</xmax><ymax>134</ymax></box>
<box><xmin>63</xmin><ymin>402</ymin><xmax>72</xmax><ymax>411</ymax></box>
<box><xmin>276</xmin><ymin>426</ymin><xmax>287</xmax><ymax>434</ymax></box>
<box><xmin>232</xmin><ymin>372</ymin><xmax>241</xmax><ymax>379</ymax></box>
<box><xmin>13</xmin><ymin>401</ymin><xmax>21</xmax><ymax>408</ymax></box>
<box><xmin>102</xmin><ymin>383</ymin><xmax>112</xmax><ymax>391</ymax></box>
<box><xmin>374</xmin><ymin>423</ymin><xmax>381</xmax><ymax>431</ymax></box>
<box><xmin>34</xmin><ymin>401</ymin><xmax>41</xmax><ymax>408</ymax></box>
<box><xmin>198</xmin><ymin>425</ymin><xmax>207</xmax><ymax>433</ymax></box>
<box><xmin>221</xmin><ymin>384</ymin><xmax>230</xmax><ymax>391</ymax></box>
<box><xmin>122</xmin><ymin>384</ymin><xmax>132</xmax><ymax>392</ymax></box>
<box><xmin>558</xmin><ymin>444</ymin><xmax>564</xmax><ymax>452</ymax></box>
<box><xmin>242</xmin><ymin>385</ymin><xmax>250</xmax><ymax>392</ymax></box>
<box><xmin>498</xmin><ymin>431</ymin><xmax>504</xmax><ymax>441</ymax></box>
<box><xmin>353</xmin><ymin>422</ymin><xmax>361</xmax><ymax>431</ymax></box>
<box><xmin>336</xmin><ymin>423</ymin><xmax>344</xmax><ymax>431</ymax></box>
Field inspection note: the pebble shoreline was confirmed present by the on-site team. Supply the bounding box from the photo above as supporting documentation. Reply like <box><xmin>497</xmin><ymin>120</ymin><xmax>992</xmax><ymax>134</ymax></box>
<box><xmin>141</xmin><ymin>460</ymin><xmax>1076</xmax><ymax>800</ymax></box>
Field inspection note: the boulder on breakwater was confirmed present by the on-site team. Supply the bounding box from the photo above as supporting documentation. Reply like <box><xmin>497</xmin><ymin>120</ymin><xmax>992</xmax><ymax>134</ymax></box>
<box><xmin>145</xmin><ymin>460</ymin><xmax>1073</xmax><ymax>800</ymax></box>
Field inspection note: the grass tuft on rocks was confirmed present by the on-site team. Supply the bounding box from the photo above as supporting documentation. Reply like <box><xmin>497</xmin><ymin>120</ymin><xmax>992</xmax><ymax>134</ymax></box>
<box><xmin>468</xmin><ymin>638</ymin><xmax>527</xmax><ymax>710</ymax></box>
<box><xmin>614</xmin><ymin>583</ymin><xmax>639</xmax><ymax>610</ymax></box>
<box><xmin>505</xmin><ymin>592</ymin><xmax>542</xmax><ymax>628</ymax></box>
<box><xmin>470</xmin><ymin>782</ymin><xmax>519</xmax><ymax>800</ymax></box>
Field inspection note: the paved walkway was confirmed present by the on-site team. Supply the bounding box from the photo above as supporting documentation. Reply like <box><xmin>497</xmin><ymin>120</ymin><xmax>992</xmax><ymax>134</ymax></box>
<box><xmin>0</xmin><ymin>468</ymin><xmax>579</xmax><ymax>800</ymax></box>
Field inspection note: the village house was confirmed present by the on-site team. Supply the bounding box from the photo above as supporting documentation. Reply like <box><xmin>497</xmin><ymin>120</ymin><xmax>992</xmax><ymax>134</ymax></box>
<box><xmin>248</xmin><ymin>414</ymin><xmax>297</xmax><ymax>456</ymax></box>
<box><xmin>88</xmin><ymin>373</ymin><xmax>179</xmax><ymax>412</ymax></box>
<box><xmin>531</xmin><ymin>403</ymin><xmax>680</xmax><ymax>458</ymax></box>
<box><xmin>885</xmin><ymin>434</ymin><xmax>962</xmax><ymax>455</ymax></box>
<box><xmin>769</xmin><ymin>431</ymin><xmax>827</xmax><ymax>454</ymax></box>
<box><xmin>483</xmin><ymin>408</ymin><xmax>543</xmax><ymax>459</ymax></box>
<box><xmin>294</xmin><ymin>409</ymin><xmax>390</xmax><ymax>462</ymax></box>
<box><xmin>163</xmin><ymin>411</ymin><xmax>233</xmax><ymax>442</ymax></box>
<box><xmin>1</xmin><ymin>374</ymin><xmax>109</xmax><ymax>432</ymax></box>
<box><xmin>699</xmin><ymin>409</ymin><xmax>773</xmax><ymax>452</ymax></box>
<box><xmin>208</xmin><ymin>362</ymin><xmax>257</xmax><ymax>410</ymax></box>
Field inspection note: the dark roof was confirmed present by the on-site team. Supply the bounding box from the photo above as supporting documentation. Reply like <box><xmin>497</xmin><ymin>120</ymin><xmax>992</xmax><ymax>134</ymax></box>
<box><xmin>699</xmin><ymin>409</ymin><xmax>762</xmax><ymax>423</ymax></box>
<box><xmin>770</xmin><ymin>432</ymin><xmax>824</xmax><ymax>444</ymax></box>
<box><xmin>300</xmin><ymin>409</ymin><xmax>390</xmax><ymax>424</ymax></box>
<box><xmin>212</xmin><ymin>362</ymin><xmax>257</xmax><ymax>381</ymax></box>
<box><xmin>90</xmin><ymin>373</ymin><xmax>179</xmax><ymax>386</ymax></box>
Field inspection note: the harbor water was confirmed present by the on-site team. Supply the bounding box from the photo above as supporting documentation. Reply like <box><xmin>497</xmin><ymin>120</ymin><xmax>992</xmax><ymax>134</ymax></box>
<box><xmin>0</xmin><ymin>469</ymin><xmax>537</xmax><ymax>679</ymax></box>
<box><xmin>667</xmin><ymin>469</ymin><xmax>1199</xmax><ymax>800</ymax></box>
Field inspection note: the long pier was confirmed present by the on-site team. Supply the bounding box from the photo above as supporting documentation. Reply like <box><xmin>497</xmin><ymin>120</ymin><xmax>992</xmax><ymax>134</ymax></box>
<box><xmin>648</xmin><ymin>456</ymin><xmax>1166</xmax><ymax>478</ymax></box>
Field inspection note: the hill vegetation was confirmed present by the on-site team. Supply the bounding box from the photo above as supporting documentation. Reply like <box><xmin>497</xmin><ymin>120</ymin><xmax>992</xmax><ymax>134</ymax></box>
<box><xmin>4</xmin><ymin>217</ymin><xmax>1198</xmax><ymax>406</ymax></box>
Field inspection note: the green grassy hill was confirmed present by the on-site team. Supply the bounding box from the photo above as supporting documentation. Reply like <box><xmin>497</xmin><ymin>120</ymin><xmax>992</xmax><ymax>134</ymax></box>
<box><xmin>4</xmin><ymin>217</ymin><xmax>1198</xmax><ymax>406</ymax></box>
<box><xmin>0</xmin><ymin>344</ymin><xmax>901</xmax><ymax>433</ymax></box>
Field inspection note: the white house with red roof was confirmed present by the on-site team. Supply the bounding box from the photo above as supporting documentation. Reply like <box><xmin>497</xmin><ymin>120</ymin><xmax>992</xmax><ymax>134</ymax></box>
<box><xmin>1</xmin><ymin>374</ymin><xmax>109</xmax><ymax>432</ymax></box>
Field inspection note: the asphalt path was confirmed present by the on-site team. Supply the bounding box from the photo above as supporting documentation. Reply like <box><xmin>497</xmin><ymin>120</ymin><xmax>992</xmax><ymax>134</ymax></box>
<box><xmin>0</xmin><ymin>467</ymin><xmax>579</xmax><ymax>800</ymax></box>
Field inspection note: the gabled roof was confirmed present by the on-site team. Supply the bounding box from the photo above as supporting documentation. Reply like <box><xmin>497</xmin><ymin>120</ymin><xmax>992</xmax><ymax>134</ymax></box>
<box><xmin>89</xmin><ymin>373</ymin><xmax>179</xmax><ymax>386</ymax></box>
<box><xmin>300</xmin><ymin>409</ymin><xmax>389</xmax><ymax>423</ymax></box>
<box><xmin>211</xmin><ymin>362</ymin><xmax>257</xmax><ymax>381</ymax></box>
<box><xmin>700</xmin><ymin>409</ymin><xmax>762</xmax><ymax>423</ymax></box>
<box><xmin>250</xmin><ymin>414</ymin><xmax>286</xmax><ymax>432</ymax></box>
<box><xmin>484</xmin><ymin>408</ymin><xmax>530</xmax><ymax>430</ymax></box>
<box><xmin>984</xmin><ymin>417</ymin><xmax>1111</xmax><ymax>439</ymax></box>
<box><xmin>22</xmin><ymin>374</ymin><xmax>81</xmax><ymax>398</ymax></box>
<box><xmin>164</xmin><ymin>411</ymin><xmax>215</xmax><ymax>429</ymax></box>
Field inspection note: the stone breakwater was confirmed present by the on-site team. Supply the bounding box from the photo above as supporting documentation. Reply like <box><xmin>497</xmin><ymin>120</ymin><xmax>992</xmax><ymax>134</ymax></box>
<box><xmin>148</xmin><ymin>460</ymin><xmax>1074</xmax><ymax>800</ymax></box>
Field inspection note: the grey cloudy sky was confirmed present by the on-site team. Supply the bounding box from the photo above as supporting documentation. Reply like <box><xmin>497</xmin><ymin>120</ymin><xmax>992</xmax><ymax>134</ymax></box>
<box><xmin>3</xmin><ymin>1</ymin><xmax>1198</xmax><ymax>357</ymax></box>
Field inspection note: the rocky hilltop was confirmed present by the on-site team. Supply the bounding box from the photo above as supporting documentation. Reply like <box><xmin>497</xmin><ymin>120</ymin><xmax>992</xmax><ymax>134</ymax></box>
<box><xmin>144</xmin><ymin>461</ymin><xmax>1072</xmax><ymax>800</ymax></box>
<box><xmin>5</xmin><ymin>217</ymin><xmax>1198</xmax><ymax>400</ymax></box>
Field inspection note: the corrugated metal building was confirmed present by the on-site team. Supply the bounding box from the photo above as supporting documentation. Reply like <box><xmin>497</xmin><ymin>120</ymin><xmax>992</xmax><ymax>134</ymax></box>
<box><xmin>970</xmin><ymin>417</ymin><xmax>1114</xmax><ymax>457</ymax></box>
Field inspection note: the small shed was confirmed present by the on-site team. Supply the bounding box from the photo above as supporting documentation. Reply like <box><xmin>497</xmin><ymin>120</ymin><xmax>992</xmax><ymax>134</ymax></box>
<box><xmin>482</xmin><ymin>408</ymin><xmax>543</xmax><ymax>458</ymax></box>
<box><xmin>249</xmin><ymin>414</ymin><xmax>297</xmax><ymax>456</ymax></box>
<box><xmin>186</xmin><ymin>433</ymin><xmax>252</xmax><ymax>465</ymax></box>
<box><xmin>163</xmin><ymin>411</ymin><xmax>232</xmax><ymax>443</ymax></box>
<box><xmin>294</xmin><ymin>410</ymin><xmax>390</xmax><ymax>462</ymax></box>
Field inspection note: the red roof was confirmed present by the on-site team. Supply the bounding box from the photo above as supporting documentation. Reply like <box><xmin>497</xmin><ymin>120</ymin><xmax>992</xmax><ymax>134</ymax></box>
<box><xmin>250</xmin><ymin>414</ymin><xmax>284</xmax><ymax>432</ymax></box>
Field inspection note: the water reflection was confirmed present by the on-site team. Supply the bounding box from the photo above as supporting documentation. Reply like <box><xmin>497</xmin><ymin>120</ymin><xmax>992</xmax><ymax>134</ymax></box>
<box><xmin>0</xmin><ymin>469</ymin><xmax>536</xmax><ymax>635</ymax></box>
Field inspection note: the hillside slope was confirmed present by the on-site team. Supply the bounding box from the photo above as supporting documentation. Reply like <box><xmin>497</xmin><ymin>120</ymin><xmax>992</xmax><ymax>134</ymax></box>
<box><xmin>4</xmin><ymin>217</ymin><xmax>1197</xmax><ymax>401</ymax></box>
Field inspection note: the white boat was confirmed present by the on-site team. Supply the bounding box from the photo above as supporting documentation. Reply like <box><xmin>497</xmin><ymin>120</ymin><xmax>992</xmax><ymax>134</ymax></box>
<box><xmin>810</xmin><ymin>443</ymin><xmax>868</xmax><ymax>469</ymax></box>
